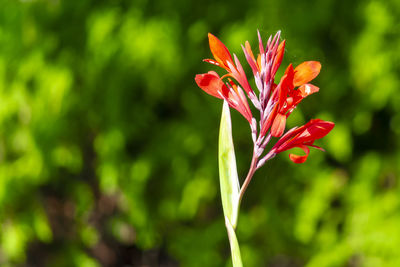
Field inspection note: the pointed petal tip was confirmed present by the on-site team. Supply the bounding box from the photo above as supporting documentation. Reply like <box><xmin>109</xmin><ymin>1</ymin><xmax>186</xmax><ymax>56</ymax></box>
<box><xmin>207</xmin><ymin>32</ymin><xmax>234</xmax><ymax>70</ymax></box>
<box><xmin>207</xmin><ymin>33</ymin><xmax>215</xmax><ymax>42</ymax></box>
<box><xmin>298</xmin><ymin>84</ymin><xmax>319</xmax><ymax>97</ymax></box>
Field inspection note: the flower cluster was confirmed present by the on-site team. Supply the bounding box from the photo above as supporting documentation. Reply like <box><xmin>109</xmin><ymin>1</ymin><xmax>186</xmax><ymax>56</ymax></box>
<box><xmin>195</xmin><ymin>31</ymin><xmax>334</xmax><ymax>165</ymax></box>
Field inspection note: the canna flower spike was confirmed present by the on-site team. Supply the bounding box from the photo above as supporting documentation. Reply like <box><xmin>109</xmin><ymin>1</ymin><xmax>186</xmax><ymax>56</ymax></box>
<box><xmin>195</xmin><ymin>32</ymin><xmax>334</xmax><ymax>165</ymax></box>
<box><xmin>195</xmin><ymin>30</ymin><xmax>335</xmax><ymax>267</ymax></box>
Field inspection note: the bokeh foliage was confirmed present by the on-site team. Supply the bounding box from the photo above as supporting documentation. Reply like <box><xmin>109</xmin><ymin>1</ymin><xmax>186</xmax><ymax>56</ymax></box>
<box><xmin>0</xmin><ymin>0</ymin><xmax>399</xmax><ymax>266</ymax></box>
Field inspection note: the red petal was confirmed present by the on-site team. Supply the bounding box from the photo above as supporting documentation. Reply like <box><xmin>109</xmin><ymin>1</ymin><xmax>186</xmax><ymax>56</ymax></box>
<box><xmin>231</xmin><ymin>54</ymin><xmax>253</xmax><ymax>94</ymax></box>
<box><xmin>245</xmin><ymin>41</ymin><xmax>256</xmax><ymax>63</ymax></box>
<box><xmin>273</xmin><ymin>119</ymin><xmax>334</xmax><ymax>153</ymax></box>
<box><xmin>257</xmin><ymin>54</ymin><xmax>262</xmax><ymax>69</ymax></box>
<box><xmin>260</xmin><ymin>104</ymin><xmax>278</xmax><ymax>137</ymax></box>
<box><xmin>234</xmin><ymin>85</ymin><xmax>253</xmax><ymax>123</ymax></box>
<box><xmin>208</xmin><ymin>33</ymin><xmax>234</xmax><ymax>70</ymax></box>
<box><xmin>257</xmin><ymin>30</ymin><xmax>265</xmax><ymax>55</ymax></box>
<box><xmin>195</xmin><ymin>71</ymin><xmax>225</xmax><ymax>99</ymax></box>
<box><xmin>296</xmin><ymin>119</ymin><xmax>335</xmax><ymax>143</ymax></box>
<box><xmin>277</xmin><ymin>64</ymin><xmax>294</xmax><ymax>107</ymax></box>
<box><xmin>290</xmin><ymin>83</ymin><xmax>320</xmax><ymax>108</ymax></box>
<box><xmin>293</xmin><ymin>61</ymin><xmax>321</xmax><ymax>87</ymax></box>
<box><xmin>225</xmin><ymin>82</ymin><xmax>253</xmax><ymax>124</ymax></box>
<box><xmin>298</xmin><ymin>83</ymin><xmax>319</xmax><ymax>97</ymax></box>
<box><xmin>288</xmin><ymin>145</ymin><xmax>310</xmax><ymax>164</ymax></box>
<box><xmin>271</xmin><ymin>112</ymin><xmax>287</xmax><ymax>137</ymax></box>
<box><xmin>242</xmin><ymin>42</ymin><xmax>258</xmax><ymax>75</ymax></box>
<box><xmin>273</xmin><ymin>125</ymin><xmax>302</xmax><ymax>150</ymax></box>
<box><xmin>272</xmin><ymin>40</ymin><xmax>285</xmax><ymax>76</ymax></box>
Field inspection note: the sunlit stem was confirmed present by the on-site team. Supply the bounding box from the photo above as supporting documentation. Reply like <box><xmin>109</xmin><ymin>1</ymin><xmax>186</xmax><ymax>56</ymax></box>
<box><xmin>238</xmin><ymin>151</ymin><xmax>259</xmax><ymax>206</ymax></box>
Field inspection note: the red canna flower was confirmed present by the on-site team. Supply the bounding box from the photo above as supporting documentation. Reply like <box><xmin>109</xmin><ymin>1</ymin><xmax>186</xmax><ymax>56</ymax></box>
<box><xmin>204</xmin><ymin>33</ymin><xmax>255</xmax><ymax>97</ymax></box>
<box><xmin>195</xmin><ymin>71</ymin><xmax>253</xmax><ymax>123</ymax></box>
<box><xmin>271</xmin><ymin>119</ymin><xmax>335</xmax><ymax>163</ymax></box>
<box><xmin>269</xmin><ymin>61</ymin><xmax>321</xmax><ymax>137</ymax></box>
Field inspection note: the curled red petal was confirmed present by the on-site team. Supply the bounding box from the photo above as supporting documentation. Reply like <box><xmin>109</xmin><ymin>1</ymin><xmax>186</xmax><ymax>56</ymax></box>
<box><xmin>195</xmin><ymin>71</ymin><xmax>225</xmax><ymax>99</ymax></box>
<box><xmin>289</xmin><ymin>145</ymin><xmax>310</xmax><ymax>163</ymax></box>
<box><xmin>293</xmin><ymin>61</ymin><xmax>321</xmax><ymax>87</ymax></box>
<box><xmin>208</xmin><ymin>33</ymin><xmax>234</xmax><ymax>70</ymax></box>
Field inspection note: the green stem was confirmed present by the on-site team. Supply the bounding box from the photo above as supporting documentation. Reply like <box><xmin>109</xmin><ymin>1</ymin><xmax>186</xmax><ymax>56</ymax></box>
<box><xmin>225</xmin><ymin>216</ymin><xmax>243</xmax><ymax>267</ymax></box>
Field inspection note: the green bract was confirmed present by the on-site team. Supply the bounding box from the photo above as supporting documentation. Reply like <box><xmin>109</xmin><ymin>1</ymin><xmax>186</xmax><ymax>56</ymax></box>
<box><xmin>218</xmin><ymin>101</ymin><xmax>240</xmax><ymax>228</ymax></box>
<box><xmin>219</xmin><ymin>101</ymin><xmax>242</xmax><ymax>267</ymax></box>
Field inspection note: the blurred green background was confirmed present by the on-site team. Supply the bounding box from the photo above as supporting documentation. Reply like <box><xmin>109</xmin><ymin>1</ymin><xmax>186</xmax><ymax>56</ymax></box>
<box><xmin>0</xmin><ymin>0</ymin><xmax>399</xmax><ymax>266</ymax></box>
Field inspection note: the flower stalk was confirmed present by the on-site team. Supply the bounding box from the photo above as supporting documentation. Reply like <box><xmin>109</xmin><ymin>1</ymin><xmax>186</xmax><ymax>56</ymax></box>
<box><xmin>238</xmin><ymin>151</ymin><xmax>258</xmax><ymax>206</ymax></box>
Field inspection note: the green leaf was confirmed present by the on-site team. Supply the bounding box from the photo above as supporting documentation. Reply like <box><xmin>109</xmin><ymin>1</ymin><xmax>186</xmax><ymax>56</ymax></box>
<box><xmin>219</xmin><ymin>101</ymin><xmax>240</xmax><ymax>228</ymax></box>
